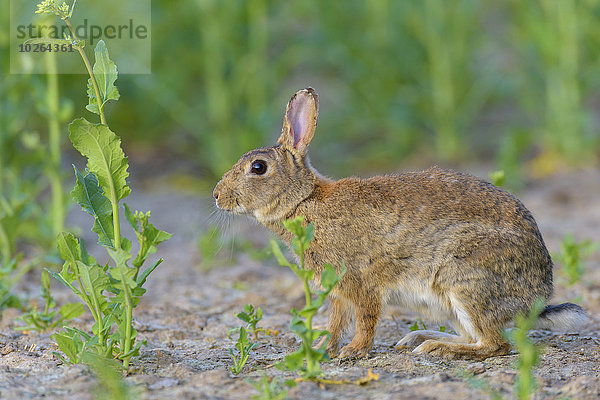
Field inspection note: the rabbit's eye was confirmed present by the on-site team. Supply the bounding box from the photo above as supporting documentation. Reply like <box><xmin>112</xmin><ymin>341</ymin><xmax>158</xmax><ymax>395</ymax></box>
<box><xmin>250</xmin><ymin>160</ymin><xmax>267</xmax><ymax>175</ymax></box>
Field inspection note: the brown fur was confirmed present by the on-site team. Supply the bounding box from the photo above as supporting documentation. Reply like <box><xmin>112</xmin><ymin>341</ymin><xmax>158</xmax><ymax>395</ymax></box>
<box><xmin>213</xmin><ymin>88</ymin><xmax>586</xmax><ymax>360</ymax></box>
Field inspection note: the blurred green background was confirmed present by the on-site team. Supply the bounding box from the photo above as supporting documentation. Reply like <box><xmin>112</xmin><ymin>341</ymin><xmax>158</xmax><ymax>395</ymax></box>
<box><xmin>3</xmin><ymin>0</ymin><xmax>600</xmax><ymax>180</ymax></box>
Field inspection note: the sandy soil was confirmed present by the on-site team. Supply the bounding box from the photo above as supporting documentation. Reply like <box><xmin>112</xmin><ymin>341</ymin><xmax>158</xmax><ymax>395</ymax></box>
<box><xmin>1</xmin><ymin>167</ymin><xmax>599</xmax><ymax>399</ymax></box>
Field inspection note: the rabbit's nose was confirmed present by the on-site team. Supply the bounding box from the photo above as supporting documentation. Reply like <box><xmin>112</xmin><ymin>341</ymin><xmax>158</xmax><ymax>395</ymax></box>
<box><xmin>213</xmin><ymin>189</ymin><xmax>219</xmax><ymax>200</ymax></box>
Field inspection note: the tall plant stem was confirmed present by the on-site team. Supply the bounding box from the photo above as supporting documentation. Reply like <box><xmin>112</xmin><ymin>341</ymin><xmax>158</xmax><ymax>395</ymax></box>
<box><xmin>299</xmin><ymin>245</ymin><xmax>316</xmax><ymax>373</ymax></box>
<box><xmin>57</xmin><ymin>11</ymin><xmax>106</xmax><ymax>126</ymax></box>
<box><xmin>0</xmin><ymin>222</ymin><xmax>11</xmax><ymax>265</ymax></box>
<box><xmin>45</xmin><ymin>51</ymin><xmax>64</xmax><ymax>235</ymax></box>
<box><xmin>120</xmin><ymin>269</ymin><xmax>133</xmax><ymax>369</ymax></box>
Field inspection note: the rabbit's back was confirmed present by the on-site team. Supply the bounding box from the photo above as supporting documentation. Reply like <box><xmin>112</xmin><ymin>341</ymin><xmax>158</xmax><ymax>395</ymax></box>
<box><xmin>297</xmin><ymin>167</ymin><xmax>553</xmax><ymax>310</ymax></box>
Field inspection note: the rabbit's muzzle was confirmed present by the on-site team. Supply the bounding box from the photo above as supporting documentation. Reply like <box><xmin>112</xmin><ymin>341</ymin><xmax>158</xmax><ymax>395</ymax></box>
<box><xmin>213</xmin><ymin>181</ymin><xmax>246</xmax><ymax>215</ymax></box>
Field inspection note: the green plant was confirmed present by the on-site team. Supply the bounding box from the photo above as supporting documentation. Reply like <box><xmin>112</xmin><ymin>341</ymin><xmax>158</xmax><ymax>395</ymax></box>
<box><xmin>227</xmin><ymin>303</ymin><xmax>267</xmax><ymax>375</ymax></box>
<box><xmin>228</xmin><ymin>326</ymin><xmax>258</xmax><ymax>375</ymax></box>
<box><xmin>0</xmin><ymin>257</ymin><xmax>28</xmax><ymax>312</ymax></box>
<box><xmin>236</xmin><ymin>304</ymin><xmax>263</xmax><ymax>340</ymax></box>
<box><xmin>489</xmin><ymin>170</ymin><xmax>506</xmax><ymax>187</ymax></box>
<box><xmin>249</xmin><ymin>374</ymin><xmax>289</xmax><ymax>400</ymax></box>
<box><xmin>510</xmin><ymin>298</ymin><xmax>545</xmax><ymax>400</ymax></box>
<box><xmin>86</xmin><ymin>352</ymin><xmax>134</xmax><ymax>400</ymax></box>
<box><xmin>409</xmin><ymin>319</ymin><xmax>427</xmax><ymax>331</ymax></box>
<box><xmin>271</xmin><ymin>216</ymin><xmax>345</xmax><ymax>379</ymax></box>
<box><xmin>555</xmin><ymin>234</ymin><xmax>597</xmax><ymax>286</ymax></box>
<box><xmin>34</xmin><ymin>1</ymin><xmax>171</xmax><ymax>369</ymax></box>
<box><xmin>15</xmin><ymin>269</ymin><xmax>84</xmax><ymax>332</ymax></box>
<box><xmin>0</xmin><ymin>13</ymin><xmax>70</xmax><ymax>313</ymax></box>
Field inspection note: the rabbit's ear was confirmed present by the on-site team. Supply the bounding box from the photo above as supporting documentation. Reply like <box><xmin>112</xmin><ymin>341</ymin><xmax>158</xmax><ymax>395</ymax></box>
<box><xmin>278</xmin><ymin>87</ymin><xmax>319</xmax><ymax>154</ymax></box>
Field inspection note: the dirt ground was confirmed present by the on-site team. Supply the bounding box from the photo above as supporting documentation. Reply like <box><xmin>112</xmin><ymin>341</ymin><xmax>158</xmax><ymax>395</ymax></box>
<box><xmin>1</xmin><ymin>165</ymin><xmax>599</xmax><ymax>399</ymax></box>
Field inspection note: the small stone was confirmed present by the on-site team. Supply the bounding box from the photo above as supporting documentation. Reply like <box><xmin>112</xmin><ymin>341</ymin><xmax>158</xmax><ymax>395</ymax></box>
<box><xmin>467</xmin><ymin>362</ymin><xmax>486</xmax><ymax>375</ymax></box>
<box><xmin>1</xmin><ymin>344</ymin><xmax>16</xmax><ymax>355</ymax></box>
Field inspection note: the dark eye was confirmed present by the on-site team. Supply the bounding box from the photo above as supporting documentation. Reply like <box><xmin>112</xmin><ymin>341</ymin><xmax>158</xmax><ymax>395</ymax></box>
<box><xmin>250</xmin><ymin>160</ymin><xmax>267</xmax><ymax>175</ymax></box>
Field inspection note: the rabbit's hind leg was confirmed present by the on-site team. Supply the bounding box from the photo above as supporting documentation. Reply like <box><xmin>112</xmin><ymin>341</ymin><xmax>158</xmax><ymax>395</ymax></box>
<box><xmin>412</xmin><ymin>295</ymin><xmax>511</xmax><ymax>360</ymax></box>
<box><xmin>412</xmin><ymin>331</ymin><xmax>510</xmax><ymax>360</ymax></box>
<box><xmin>395</xmin><ymin>330</ymin><xmax>471</xmax><ymax>351</ymax></box>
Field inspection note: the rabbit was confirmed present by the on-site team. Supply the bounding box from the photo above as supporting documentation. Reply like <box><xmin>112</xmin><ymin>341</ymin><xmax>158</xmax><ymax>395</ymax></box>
<box><xmin>213</xmin><ymin>87</ymin><xmax>588</xmax><ymax>360</ymax></box>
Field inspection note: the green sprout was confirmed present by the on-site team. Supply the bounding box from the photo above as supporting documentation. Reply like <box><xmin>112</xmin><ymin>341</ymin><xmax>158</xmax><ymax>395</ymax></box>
<box><xmin>271</xmin><ymin>216</ymin><xmax>345</xmax><ymax>379</ymax></box>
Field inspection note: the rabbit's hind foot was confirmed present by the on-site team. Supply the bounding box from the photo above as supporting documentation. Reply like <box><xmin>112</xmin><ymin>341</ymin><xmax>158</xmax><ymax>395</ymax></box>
<box><xmin>412</xmin><ymin>338</ymin><xmax>511</xmax><ymax>361</ymax></box>
<box><xmin>395</xmin><ymin>330</ymin><xmax>469</xmax><ymax>350</ymax></box>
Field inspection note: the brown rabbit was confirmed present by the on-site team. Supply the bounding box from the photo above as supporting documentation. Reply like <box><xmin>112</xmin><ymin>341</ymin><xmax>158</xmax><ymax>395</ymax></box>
<box><xmin>213</xmin><ymin>88</ymin><xmax>587</xmax><ymax>360</ymax></box>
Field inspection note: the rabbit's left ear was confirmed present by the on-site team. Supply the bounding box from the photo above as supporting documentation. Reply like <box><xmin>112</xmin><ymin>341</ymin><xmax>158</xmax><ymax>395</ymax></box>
<box><xmin>278</xmin><ymin>87</ymin><xmax>319</xmax><ymax>155</ymax></box>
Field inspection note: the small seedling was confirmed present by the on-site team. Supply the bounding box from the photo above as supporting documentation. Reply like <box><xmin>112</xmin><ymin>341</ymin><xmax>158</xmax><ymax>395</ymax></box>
<box><xmin>409</xmin><ymin>320</ymin><xmax>427</xmax><ymax>331</ymax></box>
<box><xmin>408</xmin><ymin>319</ymin><xmax>454</xmax><ymax>334</ymax></box>
<box><xmin>510</xmin><ymin>298</ymin><xmax>545</xmax><ymax>400</ymax></box>
<box><xmin>555</xmin><ymin>234</ymin><xmax>597</xmax><ymax>286</ymax></box>
<box><xmin>233</xmin><ymin>304</ymin><xmax>279</xmax><ymax>340</ymax></box>
<box><xmin>271</xmin><ymin>216</ymin><xmax>345</xmax><ymax>379</ymax></box>
<box><xmin>15</xmin><ymin>269</ymin><xmax>84</xmax><ymax>332</ymax></box>
<box><xmin>237</xmin><ymin>304</ymin><xmax>263</xmax><ymax>338</ymax></box>
<box><xmin>228</xmin><ymin>326</ymin><xmax>258</xmax><ymax>375</ymax></box>
<box><xmin>249</xmin><ymin>374</ymin><xmax>290</xmax><ymax>400</ymax></box>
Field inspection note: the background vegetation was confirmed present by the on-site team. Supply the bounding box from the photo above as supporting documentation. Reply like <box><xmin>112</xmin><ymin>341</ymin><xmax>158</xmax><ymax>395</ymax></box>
<box><xmin>3</xmin><ymin>0</ymin><xmax>600</xmax><ymax>179</ymax></box>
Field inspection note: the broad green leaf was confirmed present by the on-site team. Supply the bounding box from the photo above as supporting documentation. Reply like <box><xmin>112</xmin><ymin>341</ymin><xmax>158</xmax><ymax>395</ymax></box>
<box><xmin>52</xmin><ymin>331</ymin><xmax>80</xmax><ymax>364</ymax></box>
<box><xmin>282</xmin><ymin>349</ymin><xmax>305</xmax><ymax>372</ymax></box>
<box><xmin>86</xmin><ymin>40</ymin><xmax>120</xmax><ymax>115</ymax></box>
<box><xmin>320</xmin><ymin>263</ymin><xmax>345</xmax><ymax>291</ymax></box>
<box><xmin>108</xmin><ymin>247</ymin><xmax>132</xmax><ymax>270</ymax></box>
<box><xmin>69</xmin><ymin>118</ymin><xmax>130</xmax><ymax>203</ymax></box>
<box><xmin>304</xmin><ymin>223</ymin><xmax>314</xmax><ymax>245</ymax></box>
<box><xmin>282</xmin><ymin>216</ymin><xmax>304</xmax><ymax>238</ymax></box>
<box><xmin>237</xmin><ymin>312</ymin><xmax>251</xmax><ymax>324</ymax></box>
<box><xmin>78</xmin><ymin>261</ymin><xmax>110</xmax><ymax>316</ymax></box>
<box><xmin>56</xmin><ymin>232</ymin><xmax>82</xmax><ymax>265</ymax></box>
<box><xmin>71</xmin><ymin>166</ymin><xmax>114</xmax><ymax>248</ymax></box>
<box><xmin>51</xmin><ymin>264</ymin><xmax>76</xmax><ymax>287</ymax></box>
<box><xmin>41</xmin><ymin>269</ymin><xmax>51</xmax><ymax>290</ymax></box>
<box><xmin>115</xmin><ymin>264</ymin><xmax>138</xmax><ymax>291</ymax></box>
<box><xmin>59</xmin><ymin>302</ymin><xmax>86</xmax><ymax>320</ymax></box>
<box><xmin>78</xmin><ymin>238</ymin><xmax>96</xmax><ymax>265</ymax></box>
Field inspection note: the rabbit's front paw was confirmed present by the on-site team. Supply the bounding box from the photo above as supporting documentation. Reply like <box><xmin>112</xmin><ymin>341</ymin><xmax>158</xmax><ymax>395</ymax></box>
<box><xmin>338</xmin><ymin>344</ymin><xmax>369</xmax><ymax>359</ymax></box>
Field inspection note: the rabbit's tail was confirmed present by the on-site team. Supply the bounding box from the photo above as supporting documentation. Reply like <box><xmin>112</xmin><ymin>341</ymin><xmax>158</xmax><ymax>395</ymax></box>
<box><xmin>535</xmin><ymin>303</ymin><xmax>589</xmax><ymax>330</ymax></box>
